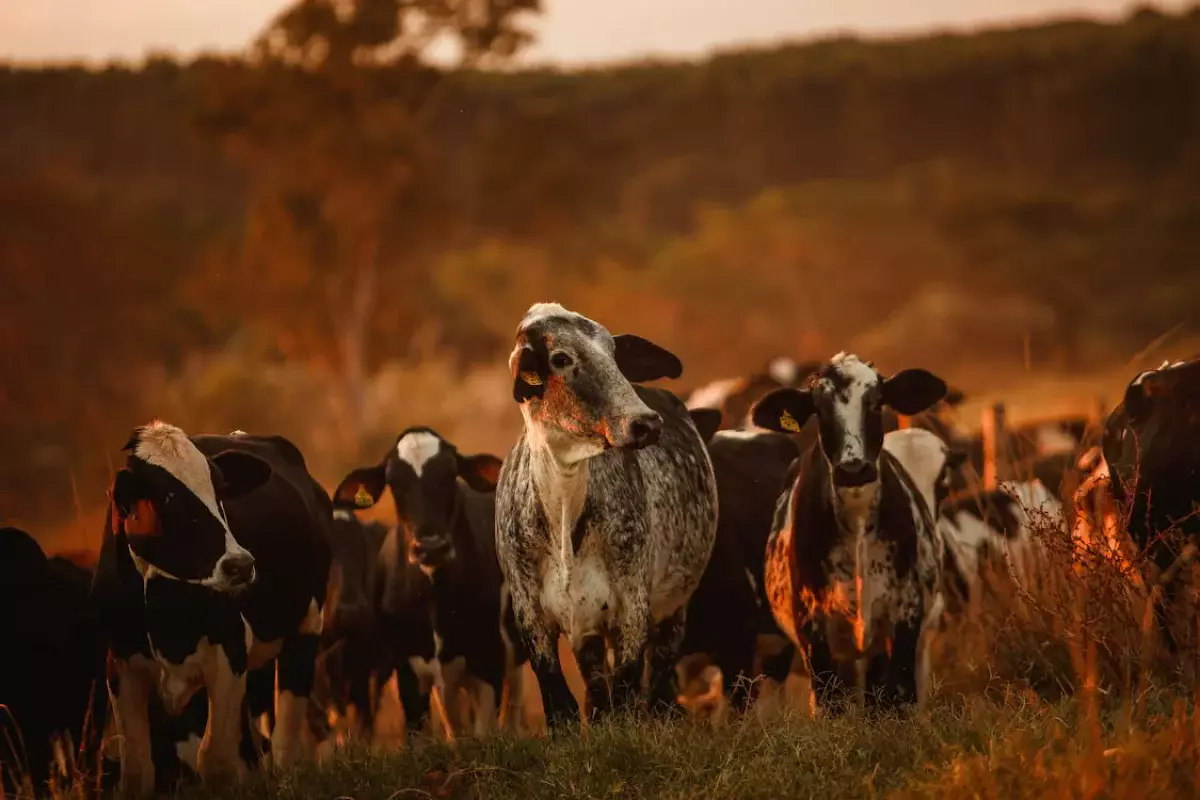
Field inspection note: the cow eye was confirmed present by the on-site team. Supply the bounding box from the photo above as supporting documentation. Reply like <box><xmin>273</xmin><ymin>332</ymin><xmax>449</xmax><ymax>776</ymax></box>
<box><xmin>550</xmin><ymin>352</ymin><xmax>573</xmax><ymax>370</ymax></box>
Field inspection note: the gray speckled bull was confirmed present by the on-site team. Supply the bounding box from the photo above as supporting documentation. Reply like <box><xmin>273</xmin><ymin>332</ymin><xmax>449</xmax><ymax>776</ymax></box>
<box><xmin>494</xmin><ymin>303</ymin><xmax>719</xmax><ymax>728</ymax></box>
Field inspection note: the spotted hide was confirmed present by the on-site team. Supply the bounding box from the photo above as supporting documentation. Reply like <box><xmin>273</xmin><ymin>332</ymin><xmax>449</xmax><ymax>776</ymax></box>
<box><xmin>1100</xmin><ymin>357</ymin><xmax>1200</xmax><ymax>653</ymax></box>
<box><xmin>753</xmin><ymin>354</ymin><xmax>950</xmax><ymax>711</ymax></box>
<box><xmin>332</xmin><ymin>428</ymin><xmax>526</xmax><ymax>739</ymax></box>
<box><xmin>495</xmin><ymin>303</ymin><xmax>719</xmax><ymax>728</ymax></box>
<box><xmin>90</xmin><ymin>422</ymin><xmax>332</xmax><ymax>796</ymax></box>
<box><xmin>936</xmin><ymin>480</ymin><xmax>1063</xmax><ymax>613</ymax></box>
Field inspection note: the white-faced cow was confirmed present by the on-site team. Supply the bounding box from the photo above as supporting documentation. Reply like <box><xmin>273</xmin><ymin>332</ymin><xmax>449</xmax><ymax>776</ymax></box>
<box><xmin>752</xmin><ymin>354</ymin><xmax>950</xmax><ymax>710</ymax></box>
<box><xmin>90</xmin><ymin>422</ymin><xmax>332</xmax><ymax>796</ymax></box>
<box><xmin>495</xmin><ymin>303</ymin><xmax>719</xmax><ymax>727</ymax></box>
<box><xmin>1100</xmin><ymin>357</ymin><xmax>1200</xmax><ymax>652</ymax></box>
<box><xmin>331</xmin><ymin>428</ymin><xmax>526</xmax><ymax>737</ymax></box>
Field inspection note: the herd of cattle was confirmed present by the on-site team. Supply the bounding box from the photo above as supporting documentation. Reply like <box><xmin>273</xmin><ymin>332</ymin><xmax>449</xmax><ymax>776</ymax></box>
<box><xmin>2</xmin><ymin>301</ymin><xmax>1198</xmax><ymax>798</ymax></box>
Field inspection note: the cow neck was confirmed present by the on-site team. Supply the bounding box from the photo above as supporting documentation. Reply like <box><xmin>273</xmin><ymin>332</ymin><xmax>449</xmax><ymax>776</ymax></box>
<box><xmin>528</xmin><ymin>434</ymin><xmax>590</xmax><ymax>565</ymax></box>
<box><xmin>825</xmin><ymin>469</ymin><xmax>881</xmax><ymax>544</ymax></box>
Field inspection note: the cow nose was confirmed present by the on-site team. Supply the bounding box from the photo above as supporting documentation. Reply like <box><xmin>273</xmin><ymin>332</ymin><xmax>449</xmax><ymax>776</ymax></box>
<box><xmin>618</xmin><ymin>412</ymin><xmax>663</xmax><ymax>450</ymax></box>
<box><xmin>219</xmin><ymin>552</ymin><xmax>256</xmax><ymax>588</ymax></box>
<box><xmin>833</xmin><ymin>459</ymin><xmax>877</xmax><ymax>488</ymax></box>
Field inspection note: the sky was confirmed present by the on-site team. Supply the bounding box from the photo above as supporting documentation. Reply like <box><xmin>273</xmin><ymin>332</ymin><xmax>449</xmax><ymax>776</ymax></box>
<box><xmin>0</xmin><ymin>0</ymin><xmax>1191</xmax><ymax>67</ymax></box>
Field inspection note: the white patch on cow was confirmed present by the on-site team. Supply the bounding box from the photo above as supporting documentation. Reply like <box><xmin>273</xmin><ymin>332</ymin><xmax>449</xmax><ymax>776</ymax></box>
<box><xmin>151</xmin><ymin>642</ymin><xmax>207</xmax><ymax>715</ymax></box>
<box><xmin>333</xmin><ymin>509</ymin><xmax>354</xmax><ymax>522</ymax></box>
<box><xmin>300</xmin><ymin>597</ymin><xmax>323</xmax><ymax>636</ymax></box>
<box><xmin>1035</xmin><ymin>425</ymin><xmax>1078</xmax><ymax>456</ymax></box>
<box><xmin>767</xmin><ymin>357</ymin><xmax>799</xmax><ymax>386</ymax></box>
<box><xmin>396</xmin><ymin>431</ymin><xmax>442</xmax><ymax>477</ymax></box>
<box><xmin>133</xmin><ymin>421</ymin><xmax>225</xmax><ymax>526</ymax></box>
<box><xmin>542</xmin><ymin>553</ymin><xmax>614</xmax><ymax>650</ymax></box>
<box><xmin>824</xmin><ymin>353</ymin><xmax>878</xmax><ymax>465</ymax></box>
<box><xmin>712</xmin><ymin>429</ymin><xmax>772</xmax><ymax>442</ymax></box>
<box><xmin>686</xmin><ymin>377</ymin><xmax>745</xmax><ymax>410</ymax></box>
<box><xmin>408</xmin><ymin>657</ymin><xmax>441</xmax><ymax>697</ymax></box>
<box><xmin>175</xmin><ymin>734</ymin><xmax>202</xmax><ymax>773</ymax></box>
<box><xmin>882</xmin><ymin>428</ymin><xmax>950</xmax><ymax>518</ymax></box>
<box><xmin>229</xmin><ymin>429</ymin><xmax>248</xmax><ymax>436</ymax></box>
<box><xmin>197</xmin><ymin>644</ymin><xmax>248</xmax><ymax>784</ymax></box>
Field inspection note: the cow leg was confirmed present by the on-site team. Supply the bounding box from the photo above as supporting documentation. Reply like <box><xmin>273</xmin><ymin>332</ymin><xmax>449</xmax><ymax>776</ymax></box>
<box><xmin>529</xmin><ymin>647</ymin><xmax>579</xmax><ymax>731</ymax></box>
<box><xmin>467</xmin><ymin>675</ymin><xmax>499</xmax><ymax>737</ymax></box>
<box><xmin>807</xmin><ymin>637</ymin><xmax>855</xmax><ymax>714</ymax></box>
<box><xmin>865</xmin><ymin>621</ymin><xmax>920</xmax><ymax>710</ymax></box>
<box><xmin>197</xmin><ymin>644</ymin><xmax>248</xmax><ymax>785</ymax></box>
<box><xmin>112</xmin><ymin>656</ymin><xmax>156</xmax><ymax>798</ymax></box>
<box><xmin>438</xmin><ymin>656</ymin><xmax>468</xmax><ymax>738</ymax></box>
<box><xmin>272</xmin><ymin>630</ymin><xmax>319</xmax><ymax>769</ymax></box>
<box><xmin>396</xmin><ymin>660</ymin><xmax>433</xmax><ymax>736</ymax></box>
<box><xmin>499</xmin><ymin>659</ymin><xmax>527</xmax><ymax>735</ymax></box>
<box><xmin>645</xmin><ymin>607</ymin><xmax>688</xmax><ymax>716</ymax></box>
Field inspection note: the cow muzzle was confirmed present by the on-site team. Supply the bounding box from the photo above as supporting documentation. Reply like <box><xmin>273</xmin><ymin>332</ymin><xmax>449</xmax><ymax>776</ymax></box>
<box><xmin>215</xmin><ymin>551</ymin><xmax>256</xmax><ymax>591</ymax></box>
<box><xmin>608</xmin><ymin>411</ymin><xmax>663</xmax><ymax>450</ymax></box>
<box><xmin>832</xmin><ymin>458</ymin><xmax>877</xmax><ymax>488</ymax></box>
<box><xmin>411</xmin><ymin>533</ymin><xmax>454</xmax><ymax>568</ymax></box>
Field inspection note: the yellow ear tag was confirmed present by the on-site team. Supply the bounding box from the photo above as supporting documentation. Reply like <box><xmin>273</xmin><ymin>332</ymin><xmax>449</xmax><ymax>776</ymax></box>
<box><xmin>779</xmin><ymin>409</ymin><xmax>801</xmax><ymax>433</ymax></box>
<box><xmin>354</xmin><ymin>486</ymin><xmax>374</xmax><ymax>508</ymax></box>
<box><xmin>520</xmin><ymin>371</ymin><xmax>543</xmax><ymax>386</ymax></box>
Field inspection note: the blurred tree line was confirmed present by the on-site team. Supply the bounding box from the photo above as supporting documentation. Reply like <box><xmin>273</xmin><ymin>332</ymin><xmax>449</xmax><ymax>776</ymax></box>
<box><xmin>2</xmin><ymin>3</ymin><xmax>1200</xmax><ymax>531</ymax></box>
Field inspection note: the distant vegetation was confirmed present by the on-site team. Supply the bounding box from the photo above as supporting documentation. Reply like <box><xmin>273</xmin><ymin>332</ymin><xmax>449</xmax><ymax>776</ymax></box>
<box><xmin>4</xmin><ymin>5</ymin><xmax>1200</xmax><ymax>530</ymax></box>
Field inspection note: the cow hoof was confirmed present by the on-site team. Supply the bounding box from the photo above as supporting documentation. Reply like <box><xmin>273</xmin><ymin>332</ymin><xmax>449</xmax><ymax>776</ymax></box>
<box><xmin>120</xmin><ymin>769</ymin><xmax>156</xmax><ymax>799</ymax></box>
<box><xmin>197</xmin><ymin>752</ymin><xmax>245</xmax><ymax>786</ymax></box>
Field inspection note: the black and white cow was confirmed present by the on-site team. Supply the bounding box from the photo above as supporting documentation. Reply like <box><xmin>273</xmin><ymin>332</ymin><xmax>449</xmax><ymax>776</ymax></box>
<box><xmin>331</xmin><ymin>428</ymin><xmax>526</xmax><ymax>738</ymax></box>
<box><xmin>495</xmin><ymin>303</ymin><xmax>720</xmax><ymax>727</ymax></box>
<box><xmin>675</xmin><ymin>410</ymin><xmax>803</xmax><ymax>717</ymax></box>
<box><xmin>752</xmin><ymin>353</ymin><xmax>950</xmax><ymax>710</ymax></box>
<box><xmin>936</xmin><ymin>480</ymin><xmax>1063</xmax><ymax>610</ymax></box>
<box><xmin>0</xmin><ymin>527</ymin><xmax>108</xmax><ymax>798</ymax></box>
<box><xmin>1100</xmin><ymin>357</ymin><xmax>1200</xmax><ymax>652</ymax></box>
<box><xmin>90</xmin><ymin>422</ymin><xmax>332</xmax><ymax>796</ymax></box>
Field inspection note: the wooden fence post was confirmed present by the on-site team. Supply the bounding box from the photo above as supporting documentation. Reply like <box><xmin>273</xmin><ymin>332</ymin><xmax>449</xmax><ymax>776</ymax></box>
<box><xmin>981</xmin><ymin>401</ymin><xmax>1007</xmax><ymax>490</ymax></box>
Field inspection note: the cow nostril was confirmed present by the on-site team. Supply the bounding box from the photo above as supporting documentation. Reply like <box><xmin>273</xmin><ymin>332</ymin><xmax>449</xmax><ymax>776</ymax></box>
<box><xmin>220</xmin><ymin>554</ymin><xmax>256</xmax><ymax>585</ymax></box>
<box><xmin>627</xmin><ymin>413</ymin><xmax>663</xmax><ymax>448</ymax></box>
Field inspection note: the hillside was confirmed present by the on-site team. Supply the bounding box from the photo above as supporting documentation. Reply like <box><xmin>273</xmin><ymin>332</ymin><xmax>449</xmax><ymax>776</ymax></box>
<box><xmin>3</xmin><ymin>8</ymin><xmax>1200</xmax><ymax>531</ymax></box>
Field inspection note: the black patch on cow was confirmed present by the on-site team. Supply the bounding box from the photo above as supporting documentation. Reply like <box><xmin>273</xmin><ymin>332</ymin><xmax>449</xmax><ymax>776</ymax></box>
<box><xmin>942</xmin><ymin>489</ymin><xmax>1023</xmax><ymax>540</ymax></box>
<box><xmin>144</xmin><ymin>577</ymin><xmax>248</xmax><ymax>673</ymax></box>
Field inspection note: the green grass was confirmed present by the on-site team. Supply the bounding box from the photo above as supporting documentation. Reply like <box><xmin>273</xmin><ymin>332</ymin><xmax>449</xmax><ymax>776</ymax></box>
<box><xmin>160</xmin><ymin>691</ymin><xmax>1200</xmax><ymax>800</ymax></box>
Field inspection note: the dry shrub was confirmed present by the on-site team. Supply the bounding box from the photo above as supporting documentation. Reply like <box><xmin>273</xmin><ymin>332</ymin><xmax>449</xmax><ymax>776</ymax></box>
<box><xmin>932</xmin><ymin>471</ymin><xmax>1198</xmax><ymax>708</ymax></box>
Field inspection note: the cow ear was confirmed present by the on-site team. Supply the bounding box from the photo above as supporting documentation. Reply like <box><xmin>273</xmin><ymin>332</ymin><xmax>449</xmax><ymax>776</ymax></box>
<box><xmin>688</xmin><ymin>408</ymin><xmax>723</xmax><ymax>443</ymax></box>
<box><xmin>111</xmin><ymin>468</ymin><xmax>144</xmax><ymax>517</ymax></box>
<box><xmin>613</xmin><ymin>334</ymin><xmax>683</xmax><ymax>384</ymax></box>
<box><xmin>511</xmin><ymin>344</ymin><xmax>547</xmax><ymax>403</ymax></box>
<box><xmin>211</xmin><ymin>450</ymin><xmax>273</xmax><ymax>500</ymax></box>
<box><xmin>751</xmin><ymin>388</ymin><xmax>814</xmax><ymax>434</ymax></box>
<box><xmin>943</xmin><ymin>387</ymin><xmax>967</xmax><ymax>407</ymax></box>
<box><xmin>882</xmin><ymin>369</ymin><xmax>948</xmax><ymax>416</ymax></box>
<box><xmin>457</xmin><ymin>453</ymin><xmax>503</xmax><ymax>492</ymax></box>
<box><xmin>333</xmin><ymin>465</ymin><xmax>387</xmax><ymax>511</ymax></box>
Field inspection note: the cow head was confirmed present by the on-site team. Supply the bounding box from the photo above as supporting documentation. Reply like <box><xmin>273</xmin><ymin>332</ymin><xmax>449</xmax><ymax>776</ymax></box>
<box><xmin>332</xmin><ymin>428</ymin><xmax>502</xmax><ymax>574</ymax></box>
<box><xmin>1102</xmin><ymin>357</ymin><xmax>1200</xmax><ymax>543</ymax></box>
<box><xmin>508</xmin><ymin>302</ymin><xmax>683</xmax><ymax>464</ymax></box>
<box><xmin>109</xmin><ymin>420</ymin><xmax>269</xmax><ymax>593</ymax></box>
<box><xmin>752</xmin><ymin>353</ymin><xmax>948</xmax><ymax>494</ymax></box>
